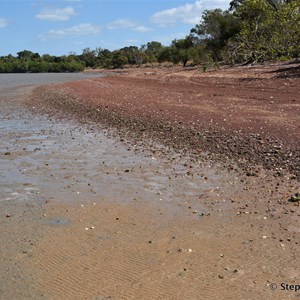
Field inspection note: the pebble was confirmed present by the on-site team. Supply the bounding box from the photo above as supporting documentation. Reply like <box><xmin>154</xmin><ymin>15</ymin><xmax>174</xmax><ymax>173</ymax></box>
<box><xmin>262</xmin><ymin>235</ymin><xmax>268</xmax><ymax>239</ymax></box>
<box><xmin>289</xmin><ymin>192</ymin><xmax>300</xmax><ymax>202</ymax></box>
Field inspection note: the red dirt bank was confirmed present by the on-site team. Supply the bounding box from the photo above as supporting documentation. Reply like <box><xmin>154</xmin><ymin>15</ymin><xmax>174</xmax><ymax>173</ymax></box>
<box><xmin>30</xmin><ymin>62</ymin><xmax>300</xmax><ymax>178</ymax></box>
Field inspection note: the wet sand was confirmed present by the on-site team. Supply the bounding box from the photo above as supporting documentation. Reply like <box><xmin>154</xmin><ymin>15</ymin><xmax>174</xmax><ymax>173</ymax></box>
<box><xmin>1</xmin><ymin>68</ymin><xmax>300</xmax><ymax>299</ymax></box>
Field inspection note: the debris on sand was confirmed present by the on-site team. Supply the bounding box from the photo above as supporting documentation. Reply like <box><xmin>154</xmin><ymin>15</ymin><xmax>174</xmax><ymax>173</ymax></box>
<box><xmin>289</xmin><ymin>192</ymin><xmax>300</xmax><ymax>202</ymax></box>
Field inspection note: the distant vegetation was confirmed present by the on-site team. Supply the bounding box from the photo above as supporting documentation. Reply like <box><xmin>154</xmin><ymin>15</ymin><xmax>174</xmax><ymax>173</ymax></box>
<box><xmin>0</xmin><ymin>0</ymin><xmax>299</xmax><ymax>73</ymax></box>
<box><xmin>0</xmin><ymin>51</ymin><xmax>85</xmax><ymax>73</ymax></box>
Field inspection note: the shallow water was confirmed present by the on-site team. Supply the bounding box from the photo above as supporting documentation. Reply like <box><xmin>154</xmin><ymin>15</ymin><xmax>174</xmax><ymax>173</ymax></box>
<box><xmin>0</xmin><ymin>73</ymin><xmax>222</xmax><ymax>216</ymax></box>
<box><xmin>0</xmin><ymin>72</ymin><xmax>104</xmax><ymax>89</ymax></box>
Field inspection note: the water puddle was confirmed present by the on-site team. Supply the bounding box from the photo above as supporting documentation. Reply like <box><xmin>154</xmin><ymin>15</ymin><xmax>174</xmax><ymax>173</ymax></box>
<box><xmin>0</xmin><ymin>74</ymin><xmax>226</xmax><ymax>217</ymax></box>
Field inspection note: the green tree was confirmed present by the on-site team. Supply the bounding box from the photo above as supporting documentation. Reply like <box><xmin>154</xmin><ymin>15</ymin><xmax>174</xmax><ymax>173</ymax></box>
<box><xmin>224</xmin><ymin>0</ymin><xmax>300</xmax><ymax>63</ymax></box>
<box><xmin>97</xmin><ymin>48</ymin><xmax>113</xmax><ymax>68</ymax></box>
<box><xmin>190</xmin><ymin>9</ymin><xmax>241</xmax><ymax>61</ymax></box>
<box><xmin>157</xmin><ymin>47</ymin><xmax>172</xmax><ymax>63</ymax></box>
<box><xmin>79</xmin><ymin>48</ymin><xmax>97</xmax><ymax>68</ymax></box>
<box><xmin>118</xmin><ymin>46</ymin><xmax>140</xmax><ymax>65</ymax></box>
<box><xmin>17</xmin><ymin>50</ymin><xmax>35</xmax><ymax>61</ymax></box>
<box><xmin>230</xmin><ymin>0</ymin><xmax>298</xmax><ymax>11</ymax></box>
<box><xmin>142</xmin><ymin>41</ymin><xmax>164</xmax><ymax>63</ymax></box>
<box><xmin>170</xmin><ymin>37</ymin><xmax>195</xmax><ymax>66</ymax></box>
<box><xmin>111</xmin><ymin>53</ymin><xmax>128</xmax><ymax>68</ymax></box>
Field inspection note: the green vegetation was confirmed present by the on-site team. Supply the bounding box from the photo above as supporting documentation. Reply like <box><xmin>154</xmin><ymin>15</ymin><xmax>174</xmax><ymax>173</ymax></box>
<box><xmin>224</xmin><ymin>0</ymin><xmax>300</xmax><ymax>63</ymax></box>
<box><xmin>0</xmin><ymin>50</ymin><xmax>85</xmax><ymax>73</ymax></box>
<box><xmin>0</xmin><ymin>0</ymin><xmax>299</xmax><ymax>72</ymax></box>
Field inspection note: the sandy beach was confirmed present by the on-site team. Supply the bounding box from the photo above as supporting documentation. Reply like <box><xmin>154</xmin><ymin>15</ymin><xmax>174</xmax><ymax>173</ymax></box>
<box><xmin>1</xmin><ymin>63</ymin><xmax>299</xmax><ymax>299</ymax></box>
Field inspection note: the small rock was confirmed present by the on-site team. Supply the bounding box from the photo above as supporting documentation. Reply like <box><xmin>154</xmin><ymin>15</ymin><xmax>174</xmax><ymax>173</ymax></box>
<box><xmin>262</xmin><ymin>235</ymin><xmax>268</xmax><ymax>239</ymax></box>
<box><xmin>6</xmin><ymin>213</ymin><xmax>11</xmax><ymax>218</ymax></box>
<box><xmin>289</xmin><ymin>192</ymin><xmax>300</xmax><ymax>202</ymax></box>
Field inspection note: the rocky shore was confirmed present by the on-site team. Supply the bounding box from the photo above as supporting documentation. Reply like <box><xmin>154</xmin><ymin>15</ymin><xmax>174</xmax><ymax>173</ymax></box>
<box><xmin>29</xmin><ymin>63</ymin><xmax>300</xmax><ymax>179</ymax></box>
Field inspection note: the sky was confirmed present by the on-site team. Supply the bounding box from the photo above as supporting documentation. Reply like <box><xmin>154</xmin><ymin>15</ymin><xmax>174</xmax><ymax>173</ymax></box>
<box><xmin>0</xmin><ymin>0</ymin><xmax>230</xmax><ymax>56</ymax></box>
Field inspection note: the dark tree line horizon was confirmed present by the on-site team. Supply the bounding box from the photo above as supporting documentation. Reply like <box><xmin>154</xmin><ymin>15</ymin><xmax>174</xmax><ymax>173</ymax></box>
<box><xmin>1</xmin><ymin>0</ymin><xmax>299</xmax><ymax>73</ymax></box>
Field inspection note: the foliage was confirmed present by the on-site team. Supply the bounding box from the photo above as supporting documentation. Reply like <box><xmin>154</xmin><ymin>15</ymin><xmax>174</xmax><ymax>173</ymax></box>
<box><xmin>0</xmin><ymin>0</ymin><xmax>299</xmax><ymax>72</ymax></box>
<box><xmin>143</xmin><ymin>41</ymin><xmax>164</xmax><ymax>63</ymax></box>
<box><xmin>0</xmin><ymin>52</ymin><xmax>85</xmax><ymax>73</ymax></box>
<box><xmin>111</xmin><ymin>53</ymin><xmax>128</xmax><ymax>68</ymax></box>
<box><xmin>169</xmin><ymin>37</ymin><xmax>195</xmax><ymax>66</ymax></box>
<box><xmin>223</xmin><ymin>0</ymin><xmax>300</xmax><ymax>63</ymax></box>
<box><xmin>190</xmin><ymin>9</ymin><xmax>242</xmax><ymax>61</ymax></box>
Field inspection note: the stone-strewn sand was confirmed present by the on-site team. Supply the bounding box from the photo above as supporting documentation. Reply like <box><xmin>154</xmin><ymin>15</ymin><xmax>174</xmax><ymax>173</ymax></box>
<box><xmin>31</xmin><ymin>63</ymin><xmax>300</xmax><ymax>178</ymax></box>
<box><xmin>0</xmin><ymin>63</ymin><xmax>299</xmax><ymax>300</ymax></box>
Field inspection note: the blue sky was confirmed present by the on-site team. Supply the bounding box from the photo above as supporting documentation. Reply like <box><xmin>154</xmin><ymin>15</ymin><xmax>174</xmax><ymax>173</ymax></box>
<box><xmin>0</xmin><ymin>0</ymin><xmax>230</xmax><ymax>56</ymax></box>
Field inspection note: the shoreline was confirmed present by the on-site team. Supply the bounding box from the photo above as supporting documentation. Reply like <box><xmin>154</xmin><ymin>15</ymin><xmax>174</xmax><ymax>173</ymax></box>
<box><xmin>28</xmin><ymin>63</ymin><xmax>300</xmax><ymax>179</ymax></box>
<box><xmin>1</xmin><ymin>68</ymin><xmax>299</xmax><ymax>299</ymax></box>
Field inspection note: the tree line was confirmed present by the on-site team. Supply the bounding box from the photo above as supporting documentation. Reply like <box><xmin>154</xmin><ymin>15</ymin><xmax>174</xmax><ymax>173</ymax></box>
<box><xmin>0</xmin><ymin>0</ymin><xmax>299</xmax><ymax>73</ymax></box>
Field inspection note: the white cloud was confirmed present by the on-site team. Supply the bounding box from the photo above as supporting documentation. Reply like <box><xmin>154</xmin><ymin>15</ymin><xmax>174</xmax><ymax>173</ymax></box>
<box><xmin>0</xmin><ymin>18</ymin><xmax>8</xmax><ymax>28</ymax></box>
<box><xmin>151</xmin><ymin>0</ymin><xmax>229</xmax><ymax>26</ymax></box>
<box><xmin>133</xmin><ymin>26</ymin><xmax>152</xmax><ymax>33</ymax></box>
<box><xmin>36</xmin><ymin>6</ymin><xmax>77</xmax><ymax>21</ymax></box>
<box><xmin>38</xmin><ymin>23</ymin><xmax>101</xmax><ymax>40</ymax></box>
<box><xmin>107</xmin><ymin>19</ymin><xmax>135</xmax><ymax>30</ymax></box>
<box><xmin>107</xmin><ymin>18</ymin><xmax>152</xmax><ymax>33</ymax></box>
<box><xmin>153</xmin><ymin>32</ymin><xmax>187</xmax><ymax>45</ymax></box>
